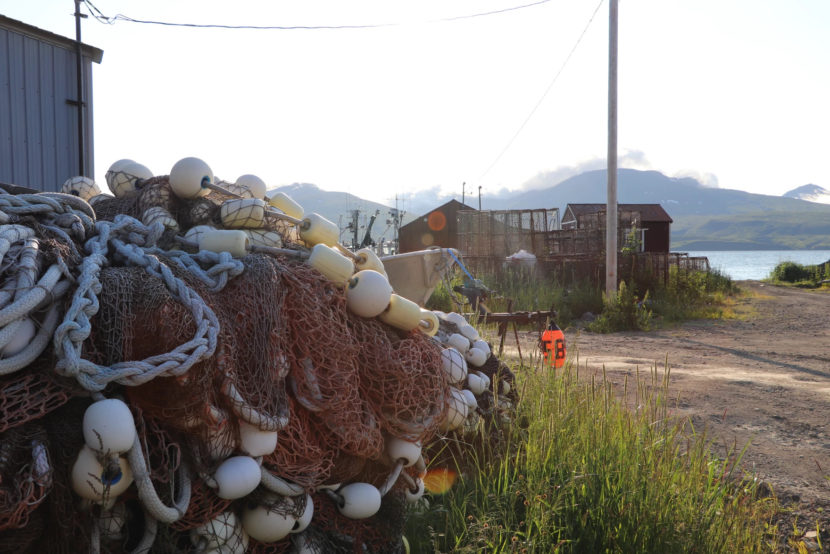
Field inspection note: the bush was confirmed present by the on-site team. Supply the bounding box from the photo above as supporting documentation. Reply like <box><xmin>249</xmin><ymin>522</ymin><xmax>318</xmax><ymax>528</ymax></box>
<box><xmin>769</xmin><ymin>260</ymin><xmax>830</xmax><ymax>285</ymax></box>
<box><xmin>588</xmin><ymin>280</ymin><xmax>652</xmax><ymax>332</ymax></box>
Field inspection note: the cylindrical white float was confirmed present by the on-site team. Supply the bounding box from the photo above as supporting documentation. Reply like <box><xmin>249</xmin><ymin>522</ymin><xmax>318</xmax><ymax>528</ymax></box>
<box><xmin>378</xmin><ymin>294</ymin><xmax>423</xmax><ymax>332</ymax></box>
<box><xmin>199</xmin><ymin>230</ymin><xmax>250</xmax><ymax>258</ymax></box>
<box><xmin>169</xmin><ymin>157</ymin><xmax>213</xmax><ymax>199</ymax></box>
<box><xmin>354</xmin><ymin>248</ymin><xmax>386</xmax><ymax>276</ymax></box>
<box><xmin>214</xmin><ymin>456</ymin><xmax>262</xmax><ymax>499</ymax></box>
<box><xmin>298</xmin><ymin>213</ymin><xmax>339</xmax><ymax>247</ymax></box>
<box><xmin>83</xmin><ymin>398</ymin><xmax>137</xmax><ymax>454</ymax></box>
<box><xmin>307</xmin><ymin>244</ymin><xmax>354</xmax><ymax>285</ymax></box>
<box><xmin>440</xmin><ymin>348</ymin><xmax>468</xmax><ymax>385</ymax></box>
<box><xmin>346</xmin><ymin>270</ymin><xmax>393</xmax><ymax>318</ymax></box>
<box><xmin>417</xmin><ymin>310</ymin><xmax>440</xmax><ymax>337</ymax></box>
<box><xmin>267</xmin><ymin>192</ymin><xmax>304</xmax><ymax>220</ymax></box>
<box><xmin>71</xmin><ymin>446</ymin><xmax>134</xmax><ymax>502</ymax></box>
<box><xmin>220</xmin><ymin>198</ymin><xmax>266</xmax><ymax>229</ymax></box>
<box><xmin>184</xmin><ymin>225</ymin><xmax>216</xmax><ymax>246</ymax></box>
<box><xmin>244</xmin><ymin>229</ymin><xmax>283</xmax><ymax>249</ymax></box>
<box><xmin>235</xmin><ymin>174</ymin><xmax>267</xmax><ymax>200</ymax></box>
<box><xmin>337</xmin><ymin>483</ymin><xmax>382</xmax><ymax>519</ymax></box>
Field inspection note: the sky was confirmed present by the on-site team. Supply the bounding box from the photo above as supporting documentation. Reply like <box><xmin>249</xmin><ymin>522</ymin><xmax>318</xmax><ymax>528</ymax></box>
<box><xmin>2</xmin><ymin>0</ymin><xmax>829</xmax><ymax>209</ymax></box>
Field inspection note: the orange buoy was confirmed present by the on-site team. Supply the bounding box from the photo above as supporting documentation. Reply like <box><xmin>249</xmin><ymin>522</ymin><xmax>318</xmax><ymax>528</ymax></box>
<box><xmin>541</xmin><ymin>321</ymin><xmax>566</xmax><ymax>368</ymax></box>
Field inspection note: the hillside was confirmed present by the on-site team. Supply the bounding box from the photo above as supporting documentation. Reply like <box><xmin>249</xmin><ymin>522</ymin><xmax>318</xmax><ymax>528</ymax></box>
<box><xmin>783</xmin><ymin>183</ymin><xmax>830</xmax><ymax>204</ymax></box>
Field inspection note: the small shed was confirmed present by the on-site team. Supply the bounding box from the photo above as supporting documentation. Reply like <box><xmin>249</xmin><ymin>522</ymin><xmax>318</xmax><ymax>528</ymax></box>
<box><xmin>561</xmin><ymin>203</ymin><xmax>673</xmax><ymax>253</ymax></box>
<box><xmin>398</xmin><ymin>199</ymin><xmax>476</xmax><ymax>253</ymax></box>
<box><xmin>0</xmin><ymin>15</ymin><xmax>103</xmax><ymax>191</ymax></box>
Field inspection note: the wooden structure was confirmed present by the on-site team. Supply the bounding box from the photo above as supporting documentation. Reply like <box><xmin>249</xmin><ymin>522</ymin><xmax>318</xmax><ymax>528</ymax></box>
<box><xmin>398</xmin><ymin>199</ymin><xmax>475</xmax><ymax>253</ymax></box>
<box><xmin>456</xmin><ymin>208</ymin><xmax>560</xmax><ymax>258</ymax></box>
<box><xmin>561</xmin><ymin>203</ymin><xmax>673</xmax><ymax>253</ymax></box>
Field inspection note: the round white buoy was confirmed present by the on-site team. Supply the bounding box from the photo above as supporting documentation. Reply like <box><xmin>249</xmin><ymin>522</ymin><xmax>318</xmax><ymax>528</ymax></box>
<box><xmin>378</xmin><ymin>294</ymin><xmax>423</xmax><ymax>332</ymax></box>
<box><xmin>71</xmin><ymin>446</ymin><xmax>133</xmax><ymax>502</ymax></box>
<box><xmin>405</xmin><ymin>478</ymin><xmax>426</xmax><ymax>504</ymax></box>
<box><xmin>476</xmin><ymin>371</ymin><xmax>491</xmax><ymax>390</ymax></box>
<box><xmin>439</xmin><ymin>388</ymin><xmax>469</xmax><ymax>432</ymax></box>
<box><xmin>61</xmin><ymin>176</ymin><xmax>101</xmax><ymax>202</ymax></box>
<box><xmin>446</xmin><ymin>333</ymin><xmax>470</xmax><ymax>354</ymax></box>
<box><xmin>292</xmin><ymin>494</ymin><xmax>314</xmax><ymax>534</ymax></box>
<box><xmin>104</xmin><ymin>159</ymin><xmax>134</xmax><ymax>195</ymax></box>
<box><xmin>169</xmin><ymin>157</ymin><xmax>213</xmax><ymax>199</ymax></box>
<box><xmin>234</xmin><ymin>174</ymin><xmax>267</xmax><ymax>200</ymax></box>
<box><xmin>337</xmin><ymin>483</ymin><xmax>382</xmax><ymax>519</ymax></box>
<box><xmin>199</xmin><ymin>230</ymin><xmax>250</xmax><ymax>258</ymax></box>
<box><xmin>307</xmin><ymin>244</ymin><xmax>354</xmax><ymax>285</ymax></box>
<box><xmin>346</xmin><ymin>270</ymin><xmax>393</xmax><ymax>318</ymax></box>
<box><xmin>107</xmin><ymin>161</ymin><xmax>152</xmax><ymax>197</ymax></box>
<box><xmin>465</xmin><ymin>347</ymin><xmax>488</xmax><ymax>368</ymax></box>
<box><xmin>440</xmin><ymin>348</ymin><xmax>467</xmax><ymax>385</ymax></box>
<box><xmin>466</xmin><ymin>372</ymin><xmax>487</xmax><ymax>395</ymax></box>
<box><xmin>501</xmin><ymin>380</ymin><xmax>512</xmax><ymax>395</ymax></box>
<box><xmin>214</xmin><ymin>456</ymin><xmax>261</xmax><ymax>499</ymax></box>
<box><xmin>242</xmin><ymin>499</ymin><xmax>296</xmax><ymax>543</ymax></box>
<box><xmin>190</xmin><ymin>511</ymin><xmax>239</xmax><ymax>549</ymax></box>
<box><xmin>386</xmin><ymin>437</ymin><xmax>422</xmax><ymax>467</ymax></box>
<box><xmin>298</xmin><ymin>213</ymin><xmax>339</xmax><ymax>247</ymax></box>
<box><xmin>267</xmin><ymin>192</ymin><xmax>304</xmax><ymax>220</ymax></box>
<box><xmin>0</xmin><ymin>317</ymin><xmax>36</xmax><ymax>358</ymax></box>
<box><xmin>444</xmin><ymin>312</ymin><xmax>467</xmax><ymax>327</ymax></box>
<box><xmin>238</xmin><ymin>420</ymin><xmax>278</xmax><ymax>457</ymax></box>
<box><xmin>83</xmin><ymin>398</ymin><xmax>137</xmax><ymax>454</ymax></box>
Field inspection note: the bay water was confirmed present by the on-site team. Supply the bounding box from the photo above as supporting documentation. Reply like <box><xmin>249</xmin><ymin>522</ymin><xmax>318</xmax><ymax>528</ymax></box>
<box><xmin>684</xmin><ymin>250</ymin><xmax>830</xmax><ymax>281</ymax></box>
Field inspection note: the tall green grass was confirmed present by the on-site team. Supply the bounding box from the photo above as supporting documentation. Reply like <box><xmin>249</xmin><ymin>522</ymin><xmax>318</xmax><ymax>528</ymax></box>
<box><xmin>768</xmin><ymin>260</ymin><xmax>830</xmax><ymax>287</ymax></box>
<box><xmin>407</xmin><ymin>361</ymin><xmax>777</xmax><ymax>553</ymax></box>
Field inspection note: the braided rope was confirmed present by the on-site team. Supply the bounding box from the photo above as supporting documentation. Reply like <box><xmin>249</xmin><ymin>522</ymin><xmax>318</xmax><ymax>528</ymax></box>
<box><xmin>126</xmin><ymin>433</ymin><xmax>192</xmax><ymax>524</ymax></box>
<box><xmin>53</xmin><ymin>216</ymin><xmax>228</xmax><ymax>391</ymax></box>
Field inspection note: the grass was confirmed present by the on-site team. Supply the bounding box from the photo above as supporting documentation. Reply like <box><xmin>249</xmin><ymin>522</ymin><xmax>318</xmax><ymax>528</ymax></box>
<box><xmin>767</xmin><ymin>260</ymin><xmax>830</xmax><ymax>288</ymax></box>
<box><xmin>407</xmin><ymin>359</ymin><xmax>779</xmax><ymax>553</ymax></box>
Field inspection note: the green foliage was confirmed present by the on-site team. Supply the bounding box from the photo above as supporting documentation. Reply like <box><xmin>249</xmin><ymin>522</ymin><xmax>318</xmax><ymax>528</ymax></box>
<box><xmin>769</xmin><ymin>260</ymin><xmax>830</xmax><ymax>286</ymax></box>
<box><xmin>588</xmin><ymin>281</ymin><xmax>652</xmax><ymax>333</ymax></box>
<box><xmin>649</xmin><ymin>267</ymin><xmax>736</xmax><ymax>322</ymax></box>
<box><xmin>407</xmin><ymin>364</ymin><xmax>778</xmax><ymax>553</ymax></box>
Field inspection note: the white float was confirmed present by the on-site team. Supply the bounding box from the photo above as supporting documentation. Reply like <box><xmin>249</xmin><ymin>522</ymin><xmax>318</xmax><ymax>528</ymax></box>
<box><xmin>461</xmin><ymin>389</ymin><xmax>478</xmax><ymax>409</ymax></box>
<box><xmin>108</xmin><ymin>161</ymin><xmax>152</xmax><ymax>198</ymax></box>
<box><xmin>298</xmin><ymin>213</ymin><xmax>339</xmax><ymax>247</ymax></box>
<box><xmin>61</xmin><ymin>176</ymin><xmax>101</xmax><ymax>201</ymax></box>
<box><xmin>244</xmin><ymin>229</ymin><xmax>283</xmax><ymax>249</ymax></box>
<box><xmin>234</xmin><ymin>174</ymin><xmax>267</xmax><ymax>200</ymax></box>
<box><xmin>307</xmin><ymin>244</ymin><xmax>354</xmax><ymax>285</ymax></box>
<box><xmin>446</xmin><ymin>333</ymin><xmax>470</xmax><ymax>354</ymax></box>
<box><xmin>472</xmin><ymin>339</ymin><xmax>491</xmax><ymax>356</ymax></box>
<box><xmin>214</xmin><ymin>456</ymin><xmax>261</xmax><ymax>499</ymax></box>
<box><xmin>418</xmin><ymin>310</ymin><xmax>440</xmax><ymax>337</ymax></box>
<box><xmin>444</xmin><ymin>312</ymin><xmax>466</xmax><ymax>327</ymax></box>
<box><xmin>220</xmin><ymin>198</ymin><xmax>266</xmax><ymax>229</ymax></box>
<box><xmin>71</xmin><ymin>446</ymin><xmax>133</xmax><ymax>502</ymax></box>
<box><xmin>465</xmin><ymin>347</ymin><xmax>488</xmax><ymax>368</ymax></box>
<box><xmin>242</xmin><ymin>498</ymin><xmax>296</xmax><ymax>543</ymax></box>
<box><xmin>354</xmin><ymin>248</ymin><xmax>386</xmax><ymax>276</ymax></box>
<box><xmin>83</xmin><ymin>398</ymin><xmax>137</xmax><ymax>454</ymax></box>
<box><xmin>440</xmin><ymin>348</ymin><xmax>467</xmax><ymax>385</ymax></box>
<box><xmin>169</xmin><ymin>157</ymin><xmax>213</xmax><ymax>199</ymax></box>
<box><xmin>239</xmin><ymin>420</ymin><xmax>278</xmax><ymax>457</ymax></box>
<box><xmin>346</xmin><ymin>270</ymin><xmax>393</xmax><ymax>318</ymax></box>
<box><xmin>199</xmin><ymin>230</ymin><xmax>250</xmax><ymax>258</ymax></box>
<box><xmin>458</xmin><ymin>322</ymin><xmax>480</xmax><ymax>342</ymax></box>
<box><xmin>0</xmin><ymin>317</ymin><xmax>35</xmax><ymax>358</ymax></box>
<box><xmin>439</xmin><ymin>388</ymin><xmax>469</xmax><ymax>432</ymax></box>
<box><xmin>190</xmin><ymin>511</ymin><xmax>239</xmax><ymax>550</ymax></box>
<box><xmin>405</xmin><ymin>478</ymin><xmax>426</xmax><ymax>503</ymax></box>
<box><xmin>267</xmin><ymin>192</ymin><xmax>304</xmax><ymax>220</ymax></box>
<box><xmin>386</xmin><ymin>437</ymin><xmax>422</xmax><ymax>467</ymax></box>
<box><xmin>378</xmin><ymin>294</ymin><xmax>423</xmax><ymax>332</ymax></box>
<box><xmin>466</xmin><ymin>372</ymin><xmax>487</xmax><ymax>395</ymax></box>
<box><xmin>142</xmin><ymin>207</ymin><xmax>179</xmax><ymax>231</ymax></box>
<box><xmin>337</xmin><ymin>483</ymin><xmax>382</xmax><ymax>519</ymax></box>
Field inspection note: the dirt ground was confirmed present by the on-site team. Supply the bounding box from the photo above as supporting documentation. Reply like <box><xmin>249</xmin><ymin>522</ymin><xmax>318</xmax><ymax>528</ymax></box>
<box><xmin>508</xmin><ymin>281</ymin><xmax>830</xmax><ymax>547</ymax></box>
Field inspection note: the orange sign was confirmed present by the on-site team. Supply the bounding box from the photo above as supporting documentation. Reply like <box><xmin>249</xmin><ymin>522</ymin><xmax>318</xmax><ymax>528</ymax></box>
<box><xmin>541</xmin><ymin>328</ymin><xmax>566</xmax><ymax>368</ymax></box>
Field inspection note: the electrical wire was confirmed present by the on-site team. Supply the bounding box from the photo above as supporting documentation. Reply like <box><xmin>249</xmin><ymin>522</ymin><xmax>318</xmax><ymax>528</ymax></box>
<box><xmin>81</xmin><ymin>0</ymin><xmax>553</xmax><ymax>31</ymax></box>
<box><xmin>477</xmin><ymin>0</ymin><xmax>605</xmax><ymax>182</ymax></box>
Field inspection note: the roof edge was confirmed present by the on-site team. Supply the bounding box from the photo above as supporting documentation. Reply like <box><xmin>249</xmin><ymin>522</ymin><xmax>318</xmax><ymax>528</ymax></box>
<box><xmin>0</xmin><ymin>14</ymin><xmax>104</xmax><ymax>63</ymax></box>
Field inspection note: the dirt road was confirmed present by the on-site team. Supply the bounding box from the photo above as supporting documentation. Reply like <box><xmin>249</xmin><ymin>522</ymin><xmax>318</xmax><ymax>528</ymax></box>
<box><xmin>513</xmin><ymin>281</ymin><xmax>830</xmax><ymax>537</ymax></box>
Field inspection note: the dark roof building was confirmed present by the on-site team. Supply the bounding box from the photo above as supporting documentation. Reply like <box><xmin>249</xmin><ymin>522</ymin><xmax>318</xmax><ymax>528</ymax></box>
<box><xmin>398</xmin><ymin>199</ymin><xmax>475</xmax><ymax>253</ymax></box>
<box><xmin>0</xmin><ymin>15</ymin><xmax>103</xmax><ymax>191</ymax></box>
<box><xmin>562</xmin><ymin>203</ymin><xmax>673</xmax><ymax>253</ymax></box>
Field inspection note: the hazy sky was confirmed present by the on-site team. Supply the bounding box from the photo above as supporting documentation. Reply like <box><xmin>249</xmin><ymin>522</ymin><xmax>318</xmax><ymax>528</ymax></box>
<box><xmin>2</xmin><ymin>0</ymin><xmax>828</xmax><ymax>208</ymax></box>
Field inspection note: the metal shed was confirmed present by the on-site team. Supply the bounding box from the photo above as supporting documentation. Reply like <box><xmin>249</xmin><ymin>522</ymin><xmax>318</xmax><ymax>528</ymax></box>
<box><xmin>0</xmin><ymin>14</ymin><xmax>103</xmax><ymax>191</ymax></box>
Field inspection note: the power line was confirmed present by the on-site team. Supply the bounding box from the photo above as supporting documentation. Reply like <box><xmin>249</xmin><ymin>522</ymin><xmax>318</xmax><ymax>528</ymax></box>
<box><xmin>82</xmin><ymin>0</ymin><xmax>552</xmax><ymax>31</ymax></box>
<box><xmin>477</xmin><ymin>0</ymin><xmax>605</xmax><ymax>182</ymax></box>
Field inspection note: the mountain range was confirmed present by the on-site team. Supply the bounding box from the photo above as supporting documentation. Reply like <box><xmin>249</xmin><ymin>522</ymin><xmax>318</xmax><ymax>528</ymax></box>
<box><xmin>272</xmin><ymin>169</ymin><xmax>830</xmax><ymax>251</ymax></box>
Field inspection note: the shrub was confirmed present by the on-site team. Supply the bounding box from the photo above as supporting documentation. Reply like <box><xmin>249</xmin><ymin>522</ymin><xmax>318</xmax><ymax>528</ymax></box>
<box><xmin>588</xmin><ymin>280</ymin><xmax>652</xmax><ymax>332</ymax></box>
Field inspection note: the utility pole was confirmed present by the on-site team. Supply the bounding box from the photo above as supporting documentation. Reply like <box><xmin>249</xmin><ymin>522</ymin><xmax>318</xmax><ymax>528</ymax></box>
<box><xmin>478</xmin><ymin>186</ymin><xmax>482</xmax><ymax>210</ymax></box>
<box><xmin>73</xmin><ymin>0</ymin><xmax>87</xmax><ymax>175</ymax></box>
<box><xmin>606</xmin><ymin>0</ymin><xmax>618</xmax><ymax>299</ymax></box>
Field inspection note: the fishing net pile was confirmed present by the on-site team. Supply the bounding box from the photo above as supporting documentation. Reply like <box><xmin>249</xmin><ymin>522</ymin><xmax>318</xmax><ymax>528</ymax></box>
<box><xmin>0</xmin><ymin>159</ymin><xmax>517</xmax><ymax>553</ymax></box>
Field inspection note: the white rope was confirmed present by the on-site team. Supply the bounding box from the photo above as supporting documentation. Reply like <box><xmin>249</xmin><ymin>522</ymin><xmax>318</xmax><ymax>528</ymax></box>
<box><xmin>260</xmin><ymin>467</ymin><xmax>306</xmax><ymax>497</ymax></box>
<box><xmin>223</xmin><ymin>381</ymin><xmax>289</xmax><ymax>431</ymax></box>
<box><xmin>126</xmin><ymin>433</ymin><xmax>191</xmax><ymax>524</ymax></box>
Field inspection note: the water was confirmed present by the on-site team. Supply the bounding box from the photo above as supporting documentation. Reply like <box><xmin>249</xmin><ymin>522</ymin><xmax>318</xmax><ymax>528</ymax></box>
<box><xmin>685</xmin><ymin>250</ymin><xmax>830</xmax><ymax>281</ymax></box>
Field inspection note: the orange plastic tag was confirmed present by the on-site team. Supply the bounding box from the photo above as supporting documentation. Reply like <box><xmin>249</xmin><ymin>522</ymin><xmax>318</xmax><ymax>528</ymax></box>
<box><xmin>541</xmin><ymin>329</ymin><xmax>566</xmax><ymax>368</ymax></box>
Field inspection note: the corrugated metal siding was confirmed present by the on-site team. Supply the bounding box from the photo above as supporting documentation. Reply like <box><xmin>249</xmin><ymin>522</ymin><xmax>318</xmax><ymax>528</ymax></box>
<box><xmin>0</xmin><ymin>25</ymin><xmax>95</xmax><ymax>191</ymax></box>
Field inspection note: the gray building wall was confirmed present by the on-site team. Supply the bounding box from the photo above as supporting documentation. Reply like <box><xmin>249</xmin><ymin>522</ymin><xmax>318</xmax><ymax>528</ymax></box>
<box><xmin>0</xmin><ymin>15</ymin><xmax>102</xmax><ymax>192</ymax></box>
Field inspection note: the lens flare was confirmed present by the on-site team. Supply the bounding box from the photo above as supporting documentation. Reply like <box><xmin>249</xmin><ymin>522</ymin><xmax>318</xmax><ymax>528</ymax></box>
<box><xmin>422</xmin><ymin>468</ymin><xmax>457</xmax><ymax>494</ymax></box>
